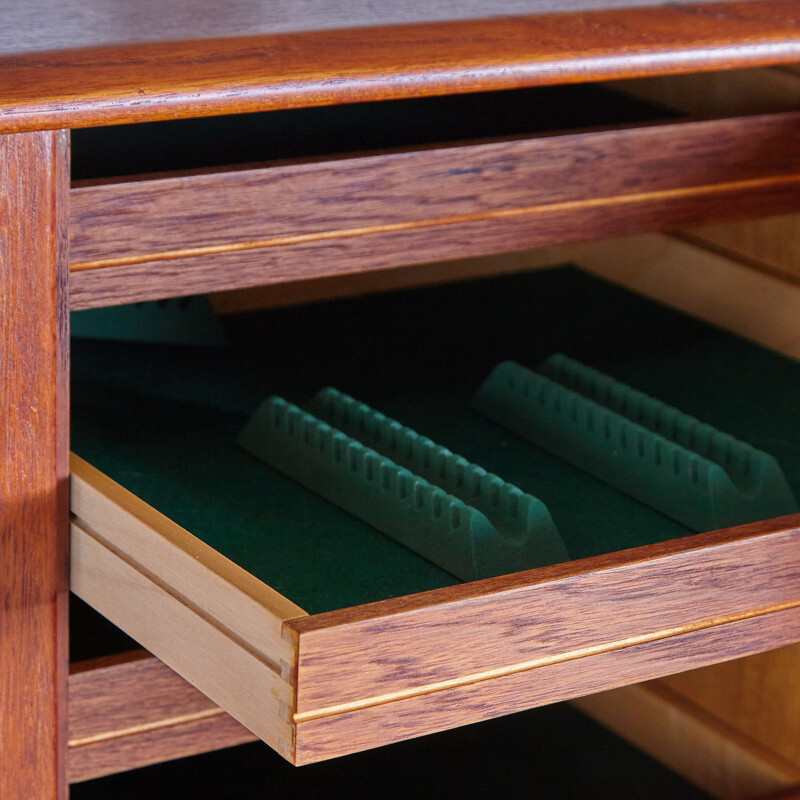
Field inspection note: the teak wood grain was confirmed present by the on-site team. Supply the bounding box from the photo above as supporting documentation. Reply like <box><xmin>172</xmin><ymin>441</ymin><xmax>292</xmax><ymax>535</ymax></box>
<box><xmin>68</xmin><ymin>651</ymin><xmax>256</xmax><ymax>783</ymax></box>
<box><xmin>292</xmin><ymin>604</ymin><xmax>800</xmax><ymax>764</ymax></box>
<box><xmin>63</xmin><ymin>625</ymin><xmax>800</xmax><ymax>780</ymax></box>
<box><xmin>0</xmin><ymin>131</ymin><xmax>70</xmax><ymax>799</ymax></box>
<box><xmin>285</xmin><ymin>518</ymin><xmax>800</xmax><ymax>717</ymax></box>
<box><xmin>2</xmin><ymin>2</ymin><xmax>800</xmax><ymax>133</ymax></box>
<box><xmin>67</xmin><ymin>112</ymin><xmax>800</xmax><ymax>266</ymax></box>
<box><xmin>69</xmin><ymin>111</ymin><xmax>800</xmax><ymax>309</ymax></box>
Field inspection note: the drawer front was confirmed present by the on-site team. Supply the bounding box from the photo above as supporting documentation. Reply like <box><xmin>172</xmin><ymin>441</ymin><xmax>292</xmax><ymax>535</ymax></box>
<box><xmin>71</xmin><ymin>456</ymin><xmax>800</xmax><ymax>764</ymax></box>
<box><xmin>70</xmin><ymin>111</ymin><xmax>800</xmax><ymax>309</ymax></box>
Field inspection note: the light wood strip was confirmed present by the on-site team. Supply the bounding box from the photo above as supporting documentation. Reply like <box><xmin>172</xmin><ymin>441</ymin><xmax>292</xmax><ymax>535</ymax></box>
<box><xmin>574</xmin><ymin>682</ymin><xmax>800</xmax><ymax>800</ymax></box>
<box><xmin>69</xmin><ymin>455</ymin><xmax>306</xmax><ymax>762</ymax></box>
<box><xmin>606</xmin><ymin>66</ymin><xmax>800</xmax><ymax>117</ymax></box>
<box><xmin>680</xmin><ymin>219</ymin><xmax>800</xmax><ymax>284</ymax></box>
<box><xmin>659</xmin><ymin>644</ymin><xmax>800</xmax><ymax>772</ymax></box>
<box><xmin>571</xmin><ymin>232</ymin><xmax>800</xmax><ymax>361</ymax></box>
<box><xmin>70</xmin><ymin>521</ymin><xmax>296</xmax><ymax>761</ymax></box>
<box><xmin>4</xmin><ymin>2</ymin><xmax>800</xmax><ymax>133</ymax></box>
<box><xmin>68</xmin><ymin>651</ymin><xmax>256</xmax><ymax>783</ymax></box>
<box><xmin>70</xmin><ymin>454</ymin><xmax>305</xmax><ymax>656</ymax></box>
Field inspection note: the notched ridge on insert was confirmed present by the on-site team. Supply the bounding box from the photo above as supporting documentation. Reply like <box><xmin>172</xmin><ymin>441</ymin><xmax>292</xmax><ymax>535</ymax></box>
<box><xmin>472</xmin><ymin>355</ymin><xmax>798</xmax><ymax>532</ymax></box>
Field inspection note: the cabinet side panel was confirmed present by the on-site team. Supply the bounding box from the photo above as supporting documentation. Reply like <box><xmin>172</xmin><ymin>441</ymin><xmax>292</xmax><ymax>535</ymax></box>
<box><xmin>0</xmin><ymin>130</ymin><xmax>69</xmax><ymax>799</ymax></box>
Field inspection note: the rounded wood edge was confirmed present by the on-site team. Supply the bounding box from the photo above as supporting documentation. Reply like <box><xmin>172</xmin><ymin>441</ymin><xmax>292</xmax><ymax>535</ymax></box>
<box><xmin>3</xmin><ymin>2</ymin><xmax>800</xmax><ymax>132</ymax></box>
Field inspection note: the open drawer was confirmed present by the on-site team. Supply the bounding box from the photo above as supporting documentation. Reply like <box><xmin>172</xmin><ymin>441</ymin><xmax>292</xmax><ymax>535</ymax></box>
<box><xmin>70</xmin><ymin>267</ymin><xmax>800</xmax><ymax>765</ymax></box>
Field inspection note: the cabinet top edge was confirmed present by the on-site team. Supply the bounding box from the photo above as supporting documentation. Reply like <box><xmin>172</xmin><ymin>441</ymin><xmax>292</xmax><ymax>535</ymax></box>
<box><xmin>1</xmin><ymin>1</ymin><xmax>800</xmax><ymax>133</ymax></box>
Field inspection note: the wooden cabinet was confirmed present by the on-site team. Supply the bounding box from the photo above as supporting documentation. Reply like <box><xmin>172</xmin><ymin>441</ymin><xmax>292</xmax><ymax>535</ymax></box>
<box><xmin>4</xmin><ymin>2</ymin><xmax>800</xmax><ymax>797</ymax></box>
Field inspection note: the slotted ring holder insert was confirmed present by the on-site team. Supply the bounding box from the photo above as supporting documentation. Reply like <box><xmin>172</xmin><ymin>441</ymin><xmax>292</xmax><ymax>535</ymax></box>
<box><xmin>472</xmin><ymin>354</ymin><xmax>799</xmax><ymax>532</ymax></box>
<box><xmin>238</xmin><ymin>389</ymin><xmax>568</xmax><ymax>581</ymax></box>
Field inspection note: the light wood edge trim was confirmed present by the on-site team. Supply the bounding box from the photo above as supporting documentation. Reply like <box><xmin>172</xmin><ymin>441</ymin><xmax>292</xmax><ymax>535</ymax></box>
<box><xmin>70</xmin><ymin>706</ymin><xmax>225</xmax><ymax>749</ymax></box>
<box><xmin>573</xmin><ymin>683</ymin><xmax>800</xmax><ymax>800</ymax></box>
<box><xmin>68</xmin><ymin>717</ymin><xmax>257</xmax><ymax>784</ymax></box>
<box><xmin>70</xmin><ymin>453</ymin><xmax>306</xmax><ymax>634</ymax></box>
<box><xmin>70</xmin><ymin>521</ymin><xmax>296</xmax><ymax>761</ymax></box>
<box><xmin>565</xmin><ymin>232</ymin><xmax>800</xmax><ymax>362</ymax></box>
<box><xmin>70</xmin><ymin>453</ymin><xmax>302</xmax><ymax>615</ymax></box>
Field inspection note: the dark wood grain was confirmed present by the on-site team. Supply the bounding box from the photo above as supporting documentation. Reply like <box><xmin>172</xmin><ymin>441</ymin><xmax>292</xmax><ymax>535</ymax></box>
<box><xmin>2</xmin><ymin>2</ymin><xmax>800</xmax><ymax>133</ymax></box>
<box><xmin>69</xmin><ymin>112</ymin><xmax>800</xmax><ymax>267</ymax></box>
<box><xmin>68</xmin><ymin>651</ymin><xmax>256</xmax><ymax>783</ymax></box>
<box><xmin>286</xmin><ymin>517</ymin><xmax>800</xmax><ymax>715</ymax></box>
<box><xmin>292</xmin><ymin>603</ymin><xmax>800</xmax><ymax>764</ymax></box>
<box><xmin>0</xmin><ymin>131</ymin><xmax>70</xmax><ymax>799</ymax></box>
<box><xmin>69</xmin><ymin>177</ymin><xmax>800</xmax><ymax>309</ymax></box>
<box><xmin>69</xmin><ymin>112</ymin><xmax>800</xmax><ymax>308</ymax></box>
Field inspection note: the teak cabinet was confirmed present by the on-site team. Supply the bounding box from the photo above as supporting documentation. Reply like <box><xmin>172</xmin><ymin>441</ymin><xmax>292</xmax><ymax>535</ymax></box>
<box><xmin>4</xmin><ymin>1</ymin><xmax>800</xmax><ymax>797</ymax></box>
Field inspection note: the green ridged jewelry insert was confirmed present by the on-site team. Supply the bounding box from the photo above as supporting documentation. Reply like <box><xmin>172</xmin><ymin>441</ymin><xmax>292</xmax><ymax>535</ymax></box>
<box><xmin>238</xmin><ymin>390</ymin><xmax>568</xmax><ymax>581</ymax></box>
<box><xmin>473</xmin><ymin>355</ymin><xmax>798</xmax><ymax>531</ymax></box>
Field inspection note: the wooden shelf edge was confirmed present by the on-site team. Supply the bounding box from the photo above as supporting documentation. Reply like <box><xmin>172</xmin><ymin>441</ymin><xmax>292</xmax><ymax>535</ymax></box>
<box><xmin>4</xmin><ymin>2</ymin><xmax>800</xmax><ymax>133</ymax></box>
<box><xmin>68</xmin><ymin>110</ymin><xmax>800</xmax><ymax>309</ymax></box>
<box><xmin>68</xmin><ymin>650</ymin><xmax>257</xmax><ymax>784</ymax></box>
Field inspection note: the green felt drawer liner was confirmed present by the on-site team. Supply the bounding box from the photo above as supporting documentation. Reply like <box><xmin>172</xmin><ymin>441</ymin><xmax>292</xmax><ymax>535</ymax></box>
<box><xmin>70</xmin><ymin>267</ymin><xmax>800</xmax><ymax>614</ymax></box>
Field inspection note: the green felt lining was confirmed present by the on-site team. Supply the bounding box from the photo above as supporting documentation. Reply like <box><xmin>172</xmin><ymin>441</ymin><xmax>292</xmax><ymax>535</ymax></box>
<box><xmin>70</xmin><ymin>267</ymin><xmax>800</xmax><ymax>614</ymax></box>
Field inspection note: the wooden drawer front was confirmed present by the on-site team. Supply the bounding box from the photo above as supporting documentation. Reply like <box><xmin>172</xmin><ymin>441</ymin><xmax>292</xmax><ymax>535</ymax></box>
<box><xmin>288</xmin><ymin>523</ymin><xmax>800</xmax><ymax>715</ymax></box>
<box><xmin>70</xmin><ymin>111</ymin><xmax>800</xmax><ymax>309</ymax></box>
<box><xmin>71</xmin><ymin>457</ymin><xmax>800</xmax><ymax>765</ymax></box>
